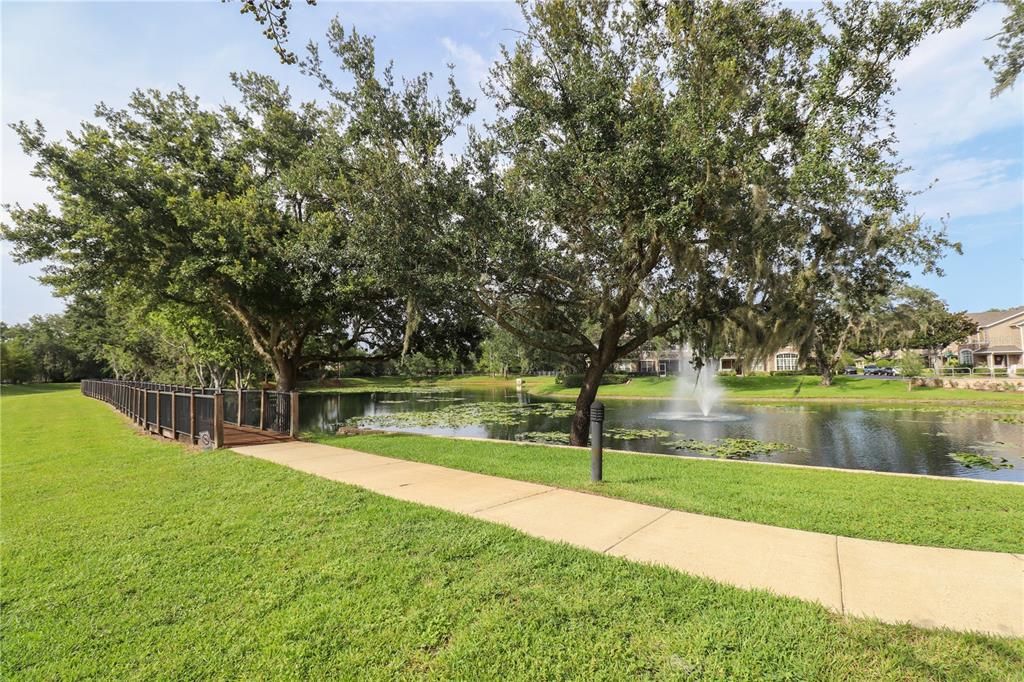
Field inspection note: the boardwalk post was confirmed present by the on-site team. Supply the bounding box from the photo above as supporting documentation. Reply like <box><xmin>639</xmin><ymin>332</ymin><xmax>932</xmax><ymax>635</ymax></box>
<box><xmin>290</xmin><ymin>391</ymin><xmax>300</xmax><ymax>437</ymax></box>
<box><xmin>259</xmin><ymin>388</ymin><xmax>266</xmax><ymax>430</ymax></box>
<box><xmin>82</xmin><ymin>378</ymin><xmax>297</xmax><ymax>447</ymax></box>
<box><xmin>213</xmin><ymin>393</ymin><xmax>225</xmax><ymax>448</ymax></box>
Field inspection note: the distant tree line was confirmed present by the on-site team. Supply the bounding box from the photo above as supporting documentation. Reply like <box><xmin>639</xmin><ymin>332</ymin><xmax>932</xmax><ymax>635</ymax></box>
<box><xmin>2</xmin><ymin>0</ymin><xmax>1007</xmax><ymax>443</ymax></box>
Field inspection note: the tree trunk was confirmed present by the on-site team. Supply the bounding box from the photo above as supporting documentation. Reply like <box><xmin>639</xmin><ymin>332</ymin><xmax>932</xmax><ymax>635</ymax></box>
<box><xmin>813</xmin><ymin>338</ymin><xmax>833</xmax><ymax>387</ymax></box>
<box><xmin>569</xmin><ymin>361</ymin><xmax>608</xmax><ymax>446</ymax></box>
<box><xmin>273</xmin><ymin>353</ymin><xmax>299</xmax><ymax>392</ymax></box>
<box><xmin>818</xmin><ymin>358</ymin><xmax>833</xmax><ymax>387</ymax></box>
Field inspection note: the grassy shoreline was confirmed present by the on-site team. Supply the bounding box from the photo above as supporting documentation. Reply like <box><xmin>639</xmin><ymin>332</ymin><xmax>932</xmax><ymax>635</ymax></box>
<box><xmin>311</xmin><ymin>432</ymin><xmax>1024</xmax><ymax>554</ymax></box>
<box><xmin>4</xmin><ymin>386</ymin><xmax>1023</xmax><ymax>677</ymax></box>
<box><xmin>304</xmin><ymin>374</ymin><xmax>1024</xmax><ymax>407</ymax></box>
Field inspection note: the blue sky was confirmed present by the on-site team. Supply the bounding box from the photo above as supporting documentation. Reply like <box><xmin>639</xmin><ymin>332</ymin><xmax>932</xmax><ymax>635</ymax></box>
<box><xmin>2</xmin><ymin>0</ymin><xmax>1021</xmax><ymax>323</ymax></box>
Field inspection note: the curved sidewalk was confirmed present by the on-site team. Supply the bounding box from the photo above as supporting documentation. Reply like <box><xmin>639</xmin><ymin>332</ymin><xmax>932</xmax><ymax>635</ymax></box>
<box><xmin>232</xmin><ymin>441</ymin><xmax>1024</xmax><ymax>638</ymax></box>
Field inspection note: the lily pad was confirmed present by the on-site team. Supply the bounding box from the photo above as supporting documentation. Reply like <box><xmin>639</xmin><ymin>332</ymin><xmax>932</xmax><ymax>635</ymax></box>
<box><xmin>949</xmin><ymin>452</ymin><xmax>1014</xmax><ymax>470</ymax></box>
<box><xmin>604</xmin><ymin>428</ymin><xmax>673</xmax><ymax>440</ymax></box>
<box><xmin>346</xmin><ymin>401</ymin><xmax>575</xmax><ymax>430</ymax></box>
<box><xmin>515</xmin><ymin>431</ymin><xmax>571</xmax><ymax>445</ymax></box>
<box><xmin>664</xmin><ymin>437</ymin><xmax>794</xmax><ymax>459</ymax></box>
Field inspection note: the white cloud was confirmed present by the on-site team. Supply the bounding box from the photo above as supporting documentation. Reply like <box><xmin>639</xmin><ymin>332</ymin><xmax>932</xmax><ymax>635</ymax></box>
<box><xmin>906</xmin><ymin>156</ymin><xmax>1023</xmax><ymax>220</ymax></box>
<box><xmin>441</xmin><ymin>36</ymin><xmax>490</xmax><ymax>89</ymax></box>
<box><xmin>892</xmin><ymin>4</ymin><xmax>1024</xmax><ymax>156</ymax></box>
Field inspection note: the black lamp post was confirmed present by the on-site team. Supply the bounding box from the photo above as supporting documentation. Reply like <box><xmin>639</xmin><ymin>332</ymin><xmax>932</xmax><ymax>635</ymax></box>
<box><xmin>590</xmin><ymin>400</ymin><xmax>604</xmax><ymax>482</ymax></box>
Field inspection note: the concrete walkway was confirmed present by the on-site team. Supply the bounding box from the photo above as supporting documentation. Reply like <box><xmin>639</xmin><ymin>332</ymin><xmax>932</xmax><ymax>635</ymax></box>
<box><xmin>232</xmin><ymin>441</ymin><xmax>1024</xmax><ymax>638</ymax></box>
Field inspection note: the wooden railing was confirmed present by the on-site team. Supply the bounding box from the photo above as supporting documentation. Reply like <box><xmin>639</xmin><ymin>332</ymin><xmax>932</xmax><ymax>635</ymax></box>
<box><xmin>81</xmin><ymin>380</ymin><xmax>299</xmax><ymax>447</ymax></box>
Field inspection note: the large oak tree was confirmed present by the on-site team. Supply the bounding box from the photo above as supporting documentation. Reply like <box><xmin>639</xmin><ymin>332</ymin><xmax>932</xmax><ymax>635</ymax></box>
<box><xmin>3</xmin><ymin>35</ymin><xmax>476</xmax><ymax>390</ymax></box>
<box><xmin>465</xmin><ymin>0</ymin><xmax>974</xmax><ymax>444</ymax></box>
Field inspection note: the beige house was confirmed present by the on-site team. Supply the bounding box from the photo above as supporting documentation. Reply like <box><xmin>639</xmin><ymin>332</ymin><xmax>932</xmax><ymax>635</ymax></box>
<box><xmin>946</xmin><ymin>306</ymin><xmax>1024</xmax><ymax>372</ymax></box>
<box><xmin>615</xmin><ymin>344</ymin><xmax>802</xmax><ymax>375</ymax></box>
<box><xmin>718</xmin><ymin>345</ymin><xmax>801</xmax><ymax>374</ymax></box>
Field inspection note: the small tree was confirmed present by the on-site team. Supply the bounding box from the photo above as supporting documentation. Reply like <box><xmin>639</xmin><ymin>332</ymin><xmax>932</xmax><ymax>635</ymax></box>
<box><xmin>850</xmin><ymin>286</ymin><xmax>977</xmax><ymax>371</ymax></box>
<box><xmin>900</xmin><ymin>352</ymin><xmax>925</xmax><ymax>391</ymax></box>
<box><xmin>0</xmin><ymin>337</ymin><xmax>35</xmax><ymax>384</ymax></box>
<box><xmin>478</xmin><ymin>325</ymin><xmax>521</xmax><ymax>378</ymax></box>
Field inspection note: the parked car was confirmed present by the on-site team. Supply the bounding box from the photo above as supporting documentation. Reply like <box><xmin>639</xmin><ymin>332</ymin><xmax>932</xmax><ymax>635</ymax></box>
<box><xmin>843</xmin><ymin>366</ymin><xmax>859</xmax><ymax>375</ymax></box>
<box><xmin>863</xmin><ymin>365</ymin><xmax>896</xmax><ymax>376</ymax></box>
<box><xmin>863</xmin><ymin>364</ymin><xmax>879</xmax><ymax>375</ymax></box>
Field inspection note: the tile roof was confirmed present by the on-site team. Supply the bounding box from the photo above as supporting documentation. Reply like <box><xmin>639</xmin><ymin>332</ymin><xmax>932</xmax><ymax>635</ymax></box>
<box><xmin>966</xmin><ymin>306</ymin><xmax>1024</xmax><ymax>328</ymax></box>
<box><xmin>971</xmin><ymin>345</ymin><xmax>1023</xmax><ymax>354</ymax></box>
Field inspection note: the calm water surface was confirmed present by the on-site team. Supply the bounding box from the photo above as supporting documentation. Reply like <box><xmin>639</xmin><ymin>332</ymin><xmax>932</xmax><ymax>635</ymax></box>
<box><xmin>300</xmin><ymin>389</ymin><xmax>1024</xmax><ymax>482</ymax></box>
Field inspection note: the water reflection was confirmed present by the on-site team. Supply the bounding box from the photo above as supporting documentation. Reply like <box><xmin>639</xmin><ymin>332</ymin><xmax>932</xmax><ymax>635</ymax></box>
<box><xmin>300</xmin><ymin>389</ymin><xmax>1024</xmax><ymax>482</ymax></box>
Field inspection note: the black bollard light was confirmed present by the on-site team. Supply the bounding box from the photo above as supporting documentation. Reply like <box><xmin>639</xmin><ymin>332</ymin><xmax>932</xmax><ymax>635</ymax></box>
<box><xmin>590</xmin><ymin>400</ymin><xmax>604</xmax><ymax>482</ymax></box>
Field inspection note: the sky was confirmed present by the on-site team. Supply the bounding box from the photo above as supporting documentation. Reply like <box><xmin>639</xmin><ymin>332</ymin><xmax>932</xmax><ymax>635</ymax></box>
<box><xmin>1</xmin><ymin>0</ymin><xmax>1022</xmax><ymax>324</ymax></box>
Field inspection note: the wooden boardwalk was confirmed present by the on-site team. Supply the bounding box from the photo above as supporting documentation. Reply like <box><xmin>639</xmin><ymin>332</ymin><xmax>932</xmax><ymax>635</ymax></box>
<box><xmin>223</xmin><ymin>424</ymin><xmax>294</xmax><ymax>447</ymax></box>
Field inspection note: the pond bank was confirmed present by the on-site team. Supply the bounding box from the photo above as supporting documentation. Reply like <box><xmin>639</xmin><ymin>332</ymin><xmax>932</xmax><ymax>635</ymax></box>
<box><xmin>306</xmin><ymin>432</ymin><xmax>1024</xmax><ymax>553</ymax></box>
<box><xmin>300</xmin><ymin>390</ymin><xmax>1024</xmax><ymax>482</ymax></box>
<box><xmin>304</xmin><ymin>374</ymin><xmax>1024</xmax><ymax>407</ymax></box>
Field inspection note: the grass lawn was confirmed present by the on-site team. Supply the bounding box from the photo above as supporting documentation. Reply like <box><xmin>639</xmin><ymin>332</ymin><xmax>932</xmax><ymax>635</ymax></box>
<box><xmin>313</xmin><ymin>433</ymin><xmax>1024</xmax><ymax>554</ymax></box>
<box><xmin>3</xmin><ymin>386</ymin><xmax>1023</xmax><ymax>679</ymax></box>
<box><xmin>529</xmin><ymin>374</ymin><xmax>1024</xmax><ymax>405</ymax></box>
<box><xmin>306</xmin><ymin>373</ymin><xmax>1024</xmax><ymax>406</ymax></box>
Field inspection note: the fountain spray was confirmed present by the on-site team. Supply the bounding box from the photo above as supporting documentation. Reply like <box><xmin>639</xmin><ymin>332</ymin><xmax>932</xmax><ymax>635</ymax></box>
<box><xmin>673</xmin><ymin>344</ymin><xmax>724</xmax><ymax>417</ymax></box>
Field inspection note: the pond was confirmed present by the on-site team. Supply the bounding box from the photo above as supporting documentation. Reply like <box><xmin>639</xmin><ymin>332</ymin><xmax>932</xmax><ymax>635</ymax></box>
<box><xmin>300</xmin><ymin>388</ymin><xmax>1024</xmax><ymax>482</ymax></box>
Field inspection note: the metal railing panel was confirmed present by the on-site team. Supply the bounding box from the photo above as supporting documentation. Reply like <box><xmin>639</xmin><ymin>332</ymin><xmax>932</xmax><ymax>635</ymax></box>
<box><xmin>80</xmin><ymin>379</ymin><xmax>298</xmax><ymax>446</ymax></box>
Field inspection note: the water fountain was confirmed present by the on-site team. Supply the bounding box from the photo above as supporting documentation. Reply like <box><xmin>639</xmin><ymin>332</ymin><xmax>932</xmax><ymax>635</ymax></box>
<box><xmin>675</xmin><ymin>346</ymin><xmax>723</xmax><ymax>416</ymax></box>
<box><xmin>657</xmin><ymin>345</ymin><xmax>741</xmax><ymax>422</ymax></box>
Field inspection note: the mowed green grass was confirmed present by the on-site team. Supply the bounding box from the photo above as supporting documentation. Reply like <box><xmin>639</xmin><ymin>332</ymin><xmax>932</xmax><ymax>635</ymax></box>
<box><xmin>307</xmin><ymin>373</ymin><xmax>1024</xmax><ymax>406</ymax></box>
<box><xmin>3</xmin><ymin>386</ymin><xmax>1023</xmax><ymax>679</ymax></box>
<box><xmin>315</xmin><ymin>433</ymin><xmax>1024</xmax><ymax>554</ymax></box>
<box><xmin>302</xmin><ymin>375</ymin><xmax>519</xmax><ymax>393</ymax></box>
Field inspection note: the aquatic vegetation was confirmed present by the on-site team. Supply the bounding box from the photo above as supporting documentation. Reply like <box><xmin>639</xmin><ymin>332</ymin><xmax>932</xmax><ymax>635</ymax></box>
<box><xmin>530</xmin><ymin>403</ymin><xmax>577</xmax><ymax>417</ymax></box>
<box><xmin>949</xmin><ymin>452</ymin><xmax>1014</xmax><ymax>470</ymax></box>
<box><xmin>358</xmin><ymin>386</ymin><xmax>457</xmax><ymax>395</ymax></box>
<box><xmin>509</xmin><ymin>427</ymin><xmax>675</xmax><ymax>445</ymax></box>
<box><xmin>516</xmin><ymin>431</ymin><xmax>571</xmax><ymax>445</ymax></box>
<box><xmin>347</xmin><ymin>401</ymin><xmax>574</xmax><ymax>429</ymax></box>
<box><xmin>664</xmin><ymin>437</ymin><xmax>794</xmax><ymax>459</ymax></box>
<box><xmin>604</xmin><ymin>427</ymin><xmax>673</xmax><ymax>440</ymax></box>
<box><xmin>863</xmin><ymin>405</ymin><xmax>1022</xmax><ymax>420</ymax></box>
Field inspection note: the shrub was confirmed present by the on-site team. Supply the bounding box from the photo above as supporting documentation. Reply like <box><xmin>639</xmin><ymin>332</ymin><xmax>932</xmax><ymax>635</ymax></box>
<box><xmin>717</xmin><ymin>369</ymin><xmax>736</xmax><ymax>377</ymax></box>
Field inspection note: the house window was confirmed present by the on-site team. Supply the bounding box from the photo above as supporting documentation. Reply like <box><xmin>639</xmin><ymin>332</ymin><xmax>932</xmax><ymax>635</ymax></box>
<box><xmin>775</xmin><ymin>353</ymin><xmax>799</xmax><ymax>372</ymax></box>
<box><xmin>959</xmin><ymin>349</ymin><xmax>974</xmax><ymax>366</ymax></box>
